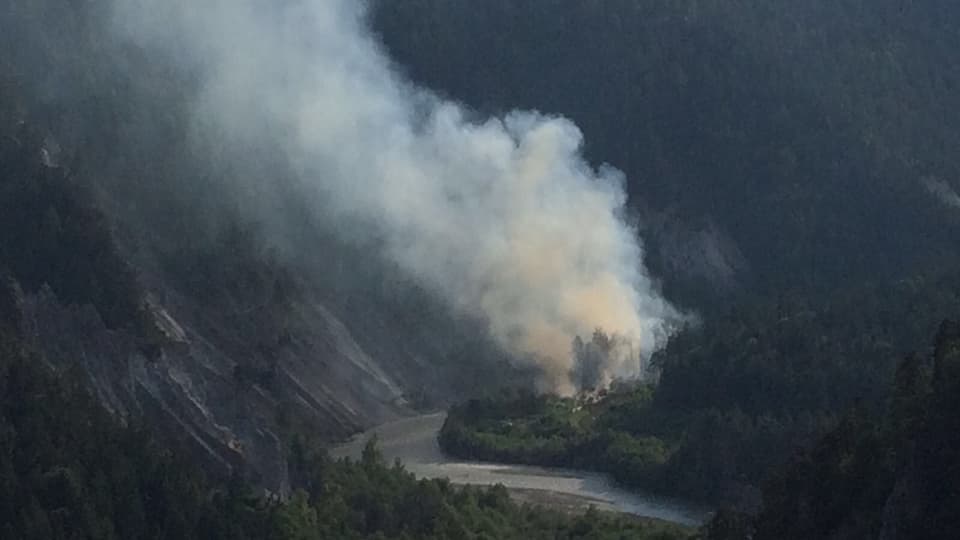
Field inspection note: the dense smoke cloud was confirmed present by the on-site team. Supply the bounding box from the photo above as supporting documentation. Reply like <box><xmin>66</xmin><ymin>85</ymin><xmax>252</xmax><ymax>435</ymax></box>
<box><xmin>111</xmin><ymin>0</ymin><xmax>679</xmax><ymax>392</ymax></box>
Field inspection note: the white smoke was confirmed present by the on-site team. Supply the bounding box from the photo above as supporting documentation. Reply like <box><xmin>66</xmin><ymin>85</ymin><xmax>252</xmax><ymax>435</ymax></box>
<box><xmin>922</xmin><ymin>176</ymin><xmax>960</xmax><ymax>210</ymax></box>
<box><xmin>111</xmin><ymin>0</ymin><xmax>679</xmax><ymax>393</ymax></box>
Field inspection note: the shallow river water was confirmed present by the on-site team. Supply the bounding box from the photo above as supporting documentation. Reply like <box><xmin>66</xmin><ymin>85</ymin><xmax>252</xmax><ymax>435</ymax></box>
<box><xmin>330</xmin><ymin>412</ymin><xmax>709</xmax><ymax>526</ymax></box>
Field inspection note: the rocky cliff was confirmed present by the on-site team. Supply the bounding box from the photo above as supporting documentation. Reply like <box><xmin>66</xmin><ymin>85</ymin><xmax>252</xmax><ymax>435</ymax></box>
<box><xmin>0</xmin><ymin>120</ymin><xmax>518</xmax><ymax>494</ymax></box>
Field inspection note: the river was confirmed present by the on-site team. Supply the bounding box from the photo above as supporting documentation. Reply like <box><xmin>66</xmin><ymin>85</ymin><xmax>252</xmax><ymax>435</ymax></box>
<box><xmin>330</xmin><ymin>412</ymin><xmax>708</xmax><ymax>527</ymax></box>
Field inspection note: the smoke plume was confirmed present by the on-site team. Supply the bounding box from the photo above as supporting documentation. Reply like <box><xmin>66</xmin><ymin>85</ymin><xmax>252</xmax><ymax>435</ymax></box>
<box><xmin>111</xmin><ymin>0</ymin><xmax>679</xmax><ymax>393</ymax></box>
<box><xmin>922</xmin><ymin>176</ymin><xmax>960</xmax><ymax>211</ymax></box>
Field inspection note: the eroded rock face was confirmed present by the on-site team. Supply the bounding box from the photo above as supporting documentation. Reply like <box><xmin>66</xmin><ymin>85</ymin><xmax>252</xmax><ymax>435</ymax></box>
<box><xmin>19</xmin><ymin>284</ymin><xmax>408</xmax><ymax>494</ymax></box>
<box><xmin>0</xmin><ymin>117</ymin><xmax>513</xmax><ymax>498</ymax></box>
<box><xmin>642</xmin><ymin>212</ymin><xmax>749</xmax><ymax>299</ymax></box>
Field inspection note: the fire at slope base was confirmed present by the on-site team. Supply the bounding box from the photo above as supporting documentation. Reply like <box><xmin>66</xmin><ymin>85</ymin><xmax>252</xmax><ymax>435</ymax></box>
<box><xmin>110</xmin><ymin>0</ymin><xmax>681</xmax><ymax>392</ymax></box>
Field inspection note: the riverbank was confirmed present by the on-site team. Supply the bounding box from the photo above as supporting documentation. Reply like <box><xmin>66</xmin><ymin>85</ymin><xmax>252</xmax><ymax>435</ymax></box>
<box><xmin>330</xmin><ymin>412</ymin><xmax>709</xmax><ymax>527</ymax></box>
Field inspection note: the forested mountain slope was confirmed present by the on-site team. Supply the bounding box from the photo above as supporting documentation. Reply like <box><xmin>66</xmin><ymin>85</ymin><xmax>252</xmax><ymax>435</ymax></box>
<box><xmin>374</xmin><ymin>0</ymin><xmax>960</xmax><ymax>509</ymax></box>
<box><xmin>0</xmin><ymin>281</ymin><xmax>690</xmax><ymax>539</ymax></box>
<box><xmin>702</xmin><ymin>321</ymin><xmax>960</xmax><ymax>540</ymax></box>
<box><xmin>4</xmin><ymin>0</ymin><xmax>960</xmax><ymax>535</ymax></box>
<box><xmin>0</xmin><ymin>0</ymin><xmax>523</xmax><ymax>492</ymax></box>
<box><xmin>371</xmin><ymin>0</ymin><xmax>960</xmax><ymax>303</ymax></box>
<box><xmin>442</xmin><ymin>266</ymin><xmax>960</xmax><ymax>507</ymax></box>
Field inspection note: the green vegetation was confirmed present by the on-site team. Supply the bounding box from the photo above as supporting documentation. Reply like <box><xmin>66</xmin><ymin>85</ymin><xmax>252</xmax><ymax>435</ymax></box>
<box><xmin>0</xmin><ymin>125</ymin><xmax>142</xmax><ymax>330</ymax></box>
<box><xmin>0</xmin><ymin>118</ymin><xmax>684</xmax><ymax>539</ymax></box>
<box><xmin>441</xmin><ymin>388</ymin><xmax>674</xmax><ymax>494</ymax></box>
<box><xmin>442</xmin><ymin>271</ymin><xmax>960</xmax><ymax>505</ymax></box>
<box><xmin>379</xmin><ymin>3</ymin><xmax>960</xmax><ymax>513</ymax></box>
<box><xmin>0</xmin><ymin>279</ymin><xmax>266</xmax><ymax>539</ymax></box>
<box><xmin>443</xmin><ymin>317</ymin><xmax>960</xmax><ymax>540</ymax></box>
<box><xmin>6</xmin><ymin>0</ymin><xmax>960</xmax><ymax>537</ymax></box>
<box><xmin>647</xmin><ymin>272</ymin><xmax>960</xmax><ymax>502</ymax></box>
<box><xmin>372</xmin><ymin>0</ymin><xmax>960</xmax><ymax>303</ymax></box>
<box><xmin>3</xmin><ymin>0</ymin><xmax>525</xmax><ymax>403</ymax></box>
<box><xmin>281</xmin><ymin>440</ymin><xmax>691</xmax><ymax>540</ymax></box>
<box><xmin>703</xmin><ymin>321</ymin><xmax>960</xmax><ymax>539</ymax></box>
<box><xmin>0</xmin><ymin>277</ymin><xmax>691</xmax><ymax>539</ymax></box>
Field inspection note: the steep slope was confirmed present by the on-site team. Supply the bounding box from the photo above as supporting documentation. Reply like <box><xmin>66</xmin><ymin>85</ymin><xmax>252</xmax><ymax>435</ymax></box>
<box><xmin>370</xmin><ymin>0</ymin><xmax>960</xmax><ymax>304</ymax></box>
<box><xmin>0</xmin><ymin>0</ymin><xmax>522</xmax><ymax>489</ymax></box>
<box><xmin>0</xmin><ymin>125</ymin><xmax>405</xmax><ymax>490</ymax></box>
<box><xmin>701</xmin><ymin>321</ymin><xmax>960</xmax><ymax>540</ymax></box>
<box><xmin>0</xmin><ymin>114</ymin><xmax>526</xmax><ymax>493</ymax></box>
<box><xmin>0</xmin><ymin>284</ymin><xmax>690</xmax><ymax>539</ymax></box>
<box><xmin>8</xmin><ymin>0</ymin><xmax>960</xmax><ymax>515</ymax></box>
